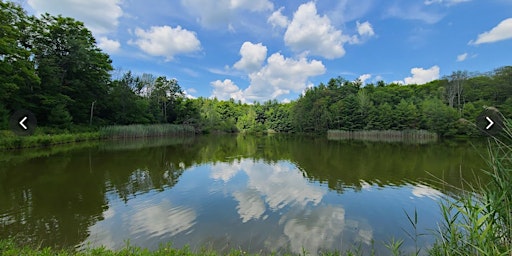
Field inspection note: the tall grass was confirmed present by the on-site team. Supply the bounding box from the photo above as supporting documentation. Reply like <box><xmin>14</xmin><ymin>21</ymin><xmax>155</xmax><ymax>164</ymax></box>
<box><xmin>429</xmin><ymin>118</ymin><xmax>512</xmax><ymax>255</ymax></box>
<box><xmin>327</xmin><ymin>130</ymin><xmax>438</xmax><ymax>144</ymax></box>
<box><xmin>99</xmin><ymin>124</ymin><xmax>195</xmax><ymax>139</ymax></box>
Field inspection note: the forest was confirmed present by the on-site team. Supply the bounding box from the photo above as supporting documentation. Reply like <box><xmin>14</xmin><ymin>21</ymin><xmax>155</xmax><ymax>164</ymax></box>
<box><xmin>2</xmin><ymin>1</ymin><xmax>512</xmax><ymax>137</ymax></box>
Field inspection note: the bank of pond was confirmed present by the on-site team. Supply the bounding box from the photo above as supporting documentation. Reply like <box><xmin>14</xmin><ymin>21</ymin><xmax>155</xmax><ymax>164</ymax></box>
<box><xmin>0</xmin><ymin>123</ymin><xmax>484</xmax><ymax>150</ymax></box>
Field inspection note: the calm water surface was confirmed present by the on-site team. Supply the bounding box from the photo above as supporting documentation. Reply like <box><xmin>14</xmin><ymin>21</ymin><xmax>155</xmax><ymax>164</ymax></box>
<box><xmin>0</xmin><ymin>135</ymin><xmax>489</xmax><ymax>255</ymax></box>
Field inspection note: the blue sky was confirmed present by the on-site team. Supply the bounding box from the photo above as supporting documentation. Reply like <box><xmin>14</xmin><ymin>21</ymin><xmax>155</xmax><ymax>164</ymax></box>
<box><xmin>21</xmin><ymin>0</ymin><xmax>512</xmax><ymax>102</ymax></box>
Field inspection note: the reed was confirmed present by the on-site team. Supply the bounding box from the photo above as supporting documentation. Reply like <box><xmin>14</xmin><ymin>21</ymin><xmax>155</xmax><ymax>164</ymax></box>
<box><xmin>327</xmin><ymin>130</ymin><xmax>438</xmax><ymax>143</ymax></box>
<box><xmin>429</xmin><ymin>118</ymin><xmax>512</xmax><ymax>255</ymax></box>
<box><xmin>99</xmin><ymin>124</ymin><xmax>195</xmax><ymax>139</ymax></box>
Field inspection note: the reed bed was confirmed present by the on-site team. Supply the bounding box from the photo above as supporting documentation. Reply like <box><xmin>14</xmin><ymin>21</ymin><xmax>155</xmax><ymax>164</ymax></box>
<box><xmin>99</xmin><ymin>124</ymin><xmax>195</xmax><ymax>139</ymax></box>
<box><xmin>327</xmin><ymin>129</ymin><xmax>438</xmax><ymax>143</ymax></box>
<box><xmin>429</xmin><ymin>119</ymin><xmax>512</xmax><ymax>255</ymax></box>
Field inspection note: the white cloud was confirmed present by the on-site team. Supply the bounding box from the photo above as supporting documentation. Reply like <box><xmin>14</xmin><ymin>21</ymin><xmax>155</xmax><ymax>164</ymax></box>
<box><xmin>230</xmin><ymin>0</ymin><xmax>273</xmax><ymax>11</ymax></box>
<box><xmin>456</xmin><ymin>52</ymin><xmax>468</xmax><ymax>62</ymax></box>
<box><xmin>97</xmin><ymin>37</ymin><xmax>121</xmax><ymax>54</ymax></box>
<box><xmin>470</xmin><ymin>18</ymin><xmax>512</xmax><ymax>45</ymax></box>
<box><xmin>244</xmin><ymin>53</ymin><xmax>325</xmax><ymax>101</ymax></box>
<box><xmin>27</xmin><ymin>0</ymin><xmax>123</xmax><ymax>34</ymax></box>
<box><xmin>284</xmin><ymin>2</ymin><xmax>349</xmax><ymax>59</ymax></box>
<box><xmin>403</xmin><ymin>65</ymin><xmax>440</xmax><ymax>85</ymax></box>
<box><xmin>130</xmin><ymin>25</ymin><xmax>201</xmax><ymax>61</ymax></box>
<box><xmin>268</xmin><ymin>7</ymin><xmax>289</xmax><ymax>28</ymax></box>
<box><xmin>356</xmin><ymin>21</ymin><xmax>375</xmax><ymax>37</ymax></box>
<box><xmin>358</xmin><ymin>74</ymin><xmax>372</xmax><ymax>84</ymax></box>
<box><xmin>211</xmin><ymin>79</ymin><xmax>244</xmax><ymax>101</ymax></box>
<box><xmin>233</xmin><ymin>42</ymin><xmax>268</xmax><ymax>73</ymax></box>
<box><xmin>212</xmin><ymin>41</ymin><xmax>325</xmax><ymax>102</ymax></box>
<box><xmin>183</xmin><ymin>89</ymin><xmax>197</xmax><ymax>99</ymax></box>
<box><xmin>181</xmin><ymin>0</ymin><xmax>272</xmax><ymax>28</ymax></box>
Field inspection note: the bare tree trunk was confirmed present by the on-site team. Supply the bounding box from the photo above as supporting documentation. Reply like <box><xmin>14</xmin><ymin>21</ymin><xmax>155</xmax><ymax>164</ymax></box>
<box><xmin>89</xmin><ymin>101</ymin><xmax>96</xmax><ymax>126</ymax></box>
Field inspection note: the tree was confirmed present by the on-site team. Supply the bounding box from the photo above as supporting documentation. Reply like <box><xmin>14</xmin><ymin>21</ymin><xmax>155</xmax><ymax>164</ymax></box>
<box><xmin>0</xmin><ymin>1</ymin><xmax>39</xmax><ymax>112</ymax></box>
<box><xmin>446</xmin><ymin>70</ymin><xmax>468</xmax><ymax>116</ymax></box>
<box><xmin>149</xmin><ymin>76</ymin><xmax>183</xmax><ymax>123</ymax></box>
<box><xmin>31</xmin><ymin>14</ymin><xmax>113</xmax><ymax>125</ymax></box>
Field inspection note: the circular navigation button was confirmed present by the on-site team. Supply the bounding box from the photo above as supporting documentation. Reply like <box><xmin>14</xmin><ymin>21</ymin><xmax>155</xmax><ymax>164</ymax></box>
<box><xmin>476</xmin><ymin>107</ymin><xmax>503</xmax><ymax>136</ymax></box>
<box><xmin>9</xmin><ymin>109</ymin><xmax>37</xmax><ymax>136</ymax></box>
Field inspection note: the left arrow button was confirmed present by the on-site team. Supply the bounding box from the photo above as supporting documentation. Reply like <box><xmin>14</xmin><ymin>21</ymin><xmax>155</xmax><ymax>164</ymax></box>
<box><xmin>9</xmin><ymin>109</ymin><xmax>37</xmax><ymax>136</ymax></box>
<box><xmin>19</xmin><ymin>116</ymin><xmax>28</xmax><ymax>130</ymax></box>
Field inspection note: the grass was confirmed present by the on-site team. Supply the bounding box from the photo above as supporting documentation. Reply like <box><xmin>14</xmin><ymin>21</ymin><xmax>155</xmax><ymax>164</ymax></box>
<box><xmin>327</xmin><ymin>130</ymin><xmax>438</xmax><ymax>143</ymax></box>
<box><xmin>0</xmin><ymin>131</ymin><xmax>100</xmax><ymax>150</ymax></box>
<box><xmin>428</xmin><ymin>118</ymin><xmax>512</xmax><ymax>255</ymax></box>
<box><xmin>99</xmin><ymin>124</ymin><xmax>195</xmax><ymax>139</ymax></box>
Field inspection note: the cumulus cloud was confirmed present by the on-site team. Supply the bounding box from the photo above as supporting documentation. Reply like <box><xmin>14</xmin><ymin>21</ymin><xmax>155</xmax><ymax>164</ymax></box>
<box><xmin>456</xmin><ymin>53</ymin><xmax>468</xmax><ymax>62</ymax></box>
<box><xmin>470</xmin><ymin>18</ymin><xmax>512</xmax><ymax>45</ymax></box>
<box><xmin>97</xmin><ymin>37</ymin><xmax>121</xmax><ymax>54</ymax></box>
<box><xmin>233</xmin><ymin>42</ymin><xmax>268</xmax><ymax>73</ymax></box>
<box><xmin>130</xmin><ymin>25</ymin><xmax>201</xmax><ymax>61</ymax></box>
<box><xmin>211</xmin><ymin>79</ymin><xmax>244</xmax><ymax>101</ymax></box>
<box><xmin>27</xmin><ymin>0</ymin><xmax>123</xmax><ymax>34</ymax></box>
<box><xmin>358</xmin><ymin>74</ymin><xmax>372</xmax><ymax>84</ymax></box>
<box><xmin>181</xmin><ymin>0</ymin><xmax>273</xmax><ymax>28</ymax></box>
<box><xmin>403</xmin><ymin>65</ymin><xmax>440</xmax><ymax>85</ymax></box>
<box><xmin>284</xmin><ymin>2</ymin><xmax>349</xmax><ymax>59</ymax></box>
<box><xmin>244</xmin><ymin>53</ymin><xmax>325</xmax><ymax>101</ymax></box>
<box><xmin>212</xmin><ymin>42</ymin><xmax>325</xmax><ymax>102</ymax></box>
<box><xmin>356</xmin><ymin>21</ymin><xmax>375</xmax><ymax>37</ymax></box>
<box><xmin>268</xmin><ymin>7</ymin><xmax>289</xmax><ymax>28</ymax></box>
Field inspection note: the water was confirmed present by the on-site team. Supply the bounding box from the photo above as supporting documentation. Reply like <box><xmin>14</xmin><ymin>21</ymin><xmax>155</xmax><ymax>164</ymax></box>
<box><xmin>0</xmin><ymin>135</ymin><xmax>489</xmax><ymax>255</ymax></box>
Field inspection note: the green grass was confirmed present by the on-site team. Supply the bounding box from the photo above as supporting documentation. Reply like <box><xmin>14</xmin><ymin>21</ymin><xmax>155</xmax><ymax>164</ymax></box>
<box><xmin>99</xmin><ymin>124</ymin><xmax>195</xmax><ymax>139</ymax></box>
<box><xmin>428</xmin><ymin>118</ymin><xmax>512</xmax><ymax>255</ymax></box>
<box><xmin>0</xmin><ymin>131</ymin><xmax>100</xmax><ymax>150</ymax></box>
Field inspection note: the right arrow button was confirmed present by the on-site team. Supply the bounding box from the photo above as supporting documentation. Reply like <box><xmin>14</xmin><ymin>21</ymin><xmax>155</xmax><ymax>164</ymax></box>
<box><xmin>476</xmin><ymin>108</ymin><xmax>503</xmax><ymax>136</ymax></box>
<box><xmin>485</xmin><ymin>116</ymin><xmax>494</xmax><ymax>130</ymax></box>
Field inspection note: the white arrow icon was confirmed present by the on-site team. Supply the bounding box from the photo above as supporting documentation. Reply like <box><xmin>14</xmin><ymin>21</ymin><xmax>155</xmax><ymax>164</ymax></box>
<box><xmin>19</xmin><ymin>116</ymin><xmax>28</xmax><ymax>130</ymax></box>
<box><xmin>485</xmin><ymin>116</ymin><xmax>494</xmax><ymax>130</ymax></box>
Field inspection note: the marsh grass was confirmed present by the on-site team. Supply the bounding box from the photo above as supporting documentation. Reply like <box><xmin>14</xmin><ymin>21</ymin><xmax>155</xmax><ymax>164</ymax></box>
<box><xmin>429</xmin><ymin>118</ymin><xmax>512</xmax><ymax>255</ymax></box>
<box><xmin>99</xmin><ymin>124</ymin><xmax>195</xmax><ymax>139</ymax></box>
<box><xmin>327</xmin><ymin>130</ymin><xmax>438</xmax><ymax>144</ymax></box>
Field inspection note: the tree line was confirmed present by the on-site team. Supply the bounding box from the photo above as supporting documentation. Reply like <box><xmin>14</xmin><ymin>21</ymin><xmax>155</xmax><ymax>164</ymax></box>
<box><xmin>1</xmin><ymin>1</ymin><xmax>511</xmax><ymax>137</ymax></box>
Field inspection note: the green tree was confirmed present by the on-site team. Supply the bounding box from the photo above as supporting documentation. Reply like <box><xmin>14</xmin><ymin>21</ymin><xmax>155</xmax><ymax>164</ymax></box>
<box><xmin>0</xmin><ymin>1</ymin><xmax>39</xmax><ymax>112</ymax></box>
<box><xmin>421</xmin><ymin>98</ymin><xmax>458</xmax><ymax>136</ymax></box>
<box><xmin>31</xmin><ymin>14</ymin><xmax>113</xmax><ymax>125</ymax></box>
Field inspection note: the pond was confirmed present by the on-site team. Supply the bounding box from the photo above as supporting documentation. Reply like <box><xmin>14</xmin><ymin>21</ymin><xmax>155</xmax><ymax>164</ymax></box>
<box><xmin>0</xmin><ymin>134</ymin><xmax>489</xmax><ymax>255</ymax></box>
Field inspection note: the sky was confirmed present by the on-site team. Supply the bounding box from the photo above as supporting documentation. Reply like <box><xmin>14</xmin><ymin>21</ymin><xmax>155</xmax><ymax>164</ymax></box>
<box><xmin>19</xmin><ymin>0</ymin><xmax>512</xmax><ymax>103</ymax></box>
